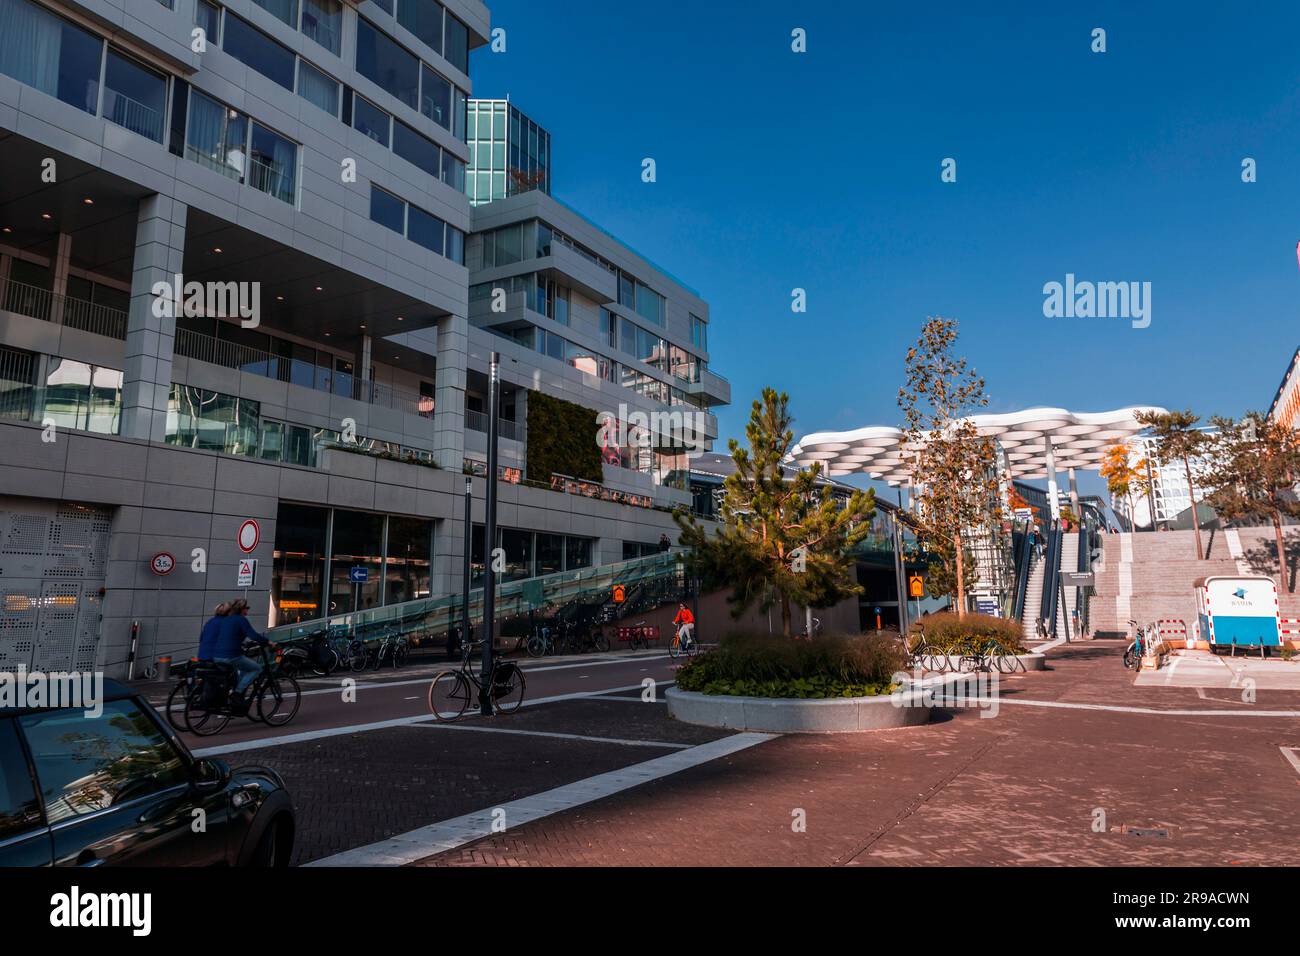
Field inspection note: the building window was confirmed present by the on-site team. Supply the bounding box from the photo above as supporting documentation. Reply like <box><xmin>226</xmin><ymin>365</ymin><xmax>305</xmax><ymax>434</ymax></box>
<box><xmin>251</xmin><ymin>0</ymin><xmax>297</xmax><ymax>29</ymax></box>
<box><xmin>420</xmin><ymin>63</ymin><xmax>450</xmax><ymax>129</ymax></box>
<box><xmin>0</xmin><ymin>0</ymin><xmax>103</xmax><ymax>115</ymax></box>
<box><xmin>185</xmin><ymin>90</ymin><xmax>248</xmax><ymax>181</ymax></box>
<box><xmin>444</xmin><ymin>12</ymin><xmax>468</xmax><ymax>73</ymax></box>
<box><xmin>370</xmin><ymin>185</ymin><xmax>406</xmax><ymax>233</ymax></box>
<box><xmin>385</xmin><ymin>516</ymin><xmax>432</xmax><ymax>604</ymax></box>
<box><xmin>248</xmin><ymin>122</ymin><xmax>297</xmax><ymax>203</ymax></box>
<box><xmin>223</xmin><ymin>13</ymin><xmax>296</xmax><ymax>91</ymax></box>
<box><xmin>329</xmin><ymin>510</ymin><xmax>385</xmax><ymax>611</ymax></box>
<box><xmin>396</xmin><ymin>0</ymin><xmax>442</xmax><ymax>54</ymax></box>
<box><xmin>392</xmin><ymin>117</ymin><xmax>438</xmax><ymax>176</ymax></box>
<box><xmin>40</xmin><ymin>358</ymin><xmax>122</xmax><ymax>435</ymax></box>
<box><xmin>166</xmin><ymin>385</ymin><xmax>261</xmax><ymax>454</ymax></box>
<box><xmin>271</xmin><ymin>503</ymin><xmax>328</xmax><ymax>625</ymax></box>
<box><xmin>356</xmin><ymin>17</ymin><xmax>419</xmax><ymax>110</ymax></box>
<box><xmin>690</xmin><ymin>313</ymin><xmax>707</xmax><ymax>351</ymax></box>
<box><xmin>300</xmin><ymin>0</ymin><xmax>341</xmax><ymax>55</ymax></box>
<box><xmin>101</xmin><ymin>49</ymin><xmax>168</xmax><ymax>143</ymax></box>
<box><xmin>195</xmin><ymin>0</ymin><xmax>221</xmax><ymax>46</ymax></box>
<box><xmin>407</xmin><ymin>206</ymin><xmax>444</xmax><ymax>255</ymax></box>
<box><xmin>353</xmin><ymin>94</ymin><xmax>391</xmax><ymax>146</ymax></box>
<box><xmin>297</xmin><ymin>59</ymin><xmax>339</xmax><ymax>116</ymax></box>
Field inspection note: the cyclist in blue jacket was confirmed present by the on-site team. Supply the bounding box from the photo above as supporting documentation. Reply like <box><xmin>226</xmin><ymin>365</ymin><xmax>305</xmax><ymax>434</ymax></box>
<box><xmin>212</xmin><ymin>599</ymin><xmax>269</xmax><ymax>699</ymax></box>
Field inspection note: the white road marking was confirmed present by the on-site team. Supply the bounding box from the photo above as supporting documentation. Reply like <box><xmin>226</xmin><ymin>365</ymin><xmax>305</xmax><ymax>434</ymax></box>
<box><xmin>965</xmin><ymin>697</ymin><xmax>1300</xmax><ymax>717</ymax></box>
<box><xmin>1280</xmin><ymin>747</ymin><xmax>1300</xmax><ymax>777</ymax></box>
<box><xmin>406</xmin><ymin>723</ymin><xmax>690</xmax><ymax>749</ymax></box>
<box><xmin>190</xmin><ymin>681</ymin><xmax>672</xmax><ymax>757</ymax></box>
<box><xmin>305</xmin><ymin>732</ymin><xmax>775</xmax><ymax>867</ymax></box>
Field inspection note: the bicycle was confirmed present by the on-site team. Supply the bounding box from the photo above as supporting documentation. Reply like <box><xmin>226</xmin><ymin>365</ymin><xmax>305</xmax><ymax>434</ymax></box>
<box><xmin>369</xmin><ymin>632</ymin><xmax>409</xmax><ymax>669</ymax></box>
<box><xmin>902</xmin><ymin>631</ymin><xmax>948</xmax><ymax>673</ymax></box>
<box><xmin>182</xmin><ymin>643</ymin><xmax>302</xmax><ymax>736</ymax></box>
<box><xmin>1124</xmin><ymin>620</ymin><xmax>1151</xmax><ymax>671</ymax></box>
<box><xmin>427</xmin><ymin>641</ymin><xmax>526</xmax><ymax>721</ymax></box>
<box><xmin>668</xmin><ymin>624</ymin><xmax>698</xmax><ymax>659</ymax></box>
<box><xmin>526</xmin><ymin>623</ymin><xmax>558</xmax><ymax>658</ymax></box>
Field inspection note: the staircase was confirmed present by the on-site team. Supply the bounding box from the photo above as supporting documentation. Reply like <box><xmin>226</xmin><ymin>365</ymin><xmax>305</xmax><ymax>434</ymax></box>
<box><xmin>1090</xmin><ymin>530</ymin><xmax>1239</xmax><ymax>637</ymax></box>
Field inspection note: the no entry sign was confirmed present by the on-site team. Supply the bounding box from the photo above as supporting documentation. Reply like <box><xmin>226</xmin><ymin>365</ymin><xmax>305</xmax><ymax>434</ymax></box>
<box><xmin>238</xmin><ymin>519</ymin><xmax>260</xmax><ymax>553</ymax></box>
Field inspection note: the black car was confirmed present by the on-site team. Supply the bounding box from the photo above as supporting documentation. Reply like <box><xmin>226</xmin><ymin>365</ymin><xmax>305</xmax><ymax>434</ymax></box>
<box><xmin>0</xmin><ymin>678</ymin><xmax>294</xmax><ymax>866</ymax></box>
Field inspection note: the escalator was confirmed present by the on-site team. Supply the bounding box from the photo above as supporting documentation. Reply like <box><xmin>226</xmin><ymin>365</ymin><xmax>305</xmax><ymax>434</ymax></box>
<box><xmin>267</xmin><ymin>550</ymin><xmax>691</xmax><ymax>653</ymax></box>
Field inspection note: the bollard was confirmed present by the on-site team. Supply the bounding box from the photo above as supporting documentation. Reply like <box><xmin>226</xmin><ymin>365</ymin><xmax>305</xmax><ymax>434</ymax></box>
<box><xmin>157</xmin><ymin>655</ymin><xmax>172</xmax><ymax>682</ymax></box>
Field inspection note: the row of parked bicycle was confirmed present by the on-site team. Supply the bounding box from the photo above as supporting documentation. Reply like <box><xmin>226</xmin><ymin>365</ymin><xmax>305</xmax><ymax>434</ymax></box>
<box><xmin>903</xmin><ymin>636</ymin><xmax>1030</xmax><ymax>674</ymax></box>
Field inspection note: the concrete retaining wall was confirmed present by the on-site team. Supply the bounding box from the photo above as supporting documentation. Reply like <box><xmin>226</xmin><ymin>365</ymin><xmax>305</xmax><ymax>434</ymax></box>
<box><xmin>665</xmin><ymin>686</ymin><xmax>934</xmax><ymax>733</ymax></box>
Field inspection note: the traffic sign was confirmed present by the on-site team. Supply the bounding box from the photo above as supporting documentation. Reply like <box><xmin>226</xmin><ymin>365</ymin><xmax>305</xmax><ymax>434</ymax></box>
<box><xmin>150</xmin><ymin>552</ymin><xmax>175</xmax><ymax>576</ymax></box>
<box><xmin>237</xmin><ymin>519</ymin><xmax>260</xmax><ymax>554</ymax></box>
<box><xmin>907</xmin><ymin>574</ymin><xmax>925</xmax><ymax>599</ymax></box>
<box><xmin>237</xmin><ymin>558</ymin><xmax>257</xmax><ymax>587</ymax></box>
<box><xmin>611</xmin><ymin>584</ymin><xmax>626</xmax><ymax>604</ymax></box>
<box><xmin>349</xmin><ymin>566</ymin><xmax>369</xmax><ymax>584</ymax></box>
<box><xmin>1062</xmin><ymin>571</ymin><xmax>1095</xmax><ymax>587</ymax></box>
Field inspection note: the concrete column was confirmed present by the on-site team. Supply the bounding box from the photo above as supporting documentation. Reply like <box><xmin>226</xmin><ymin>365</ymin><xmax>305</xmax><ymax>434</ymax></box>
<box><xmin>357</xmin><ymin>332</ymin><xmax>373</xmax><ymax>401</ymax></box>
<box><xmin>50</xmin><ymin>233</ymin><xmax>72</xmax><ymax>326</ymax></box>
<box><xmin>120</xmin><ymin>195</ymin><xmax>186</xmax><ymax>443</ymax></box>
<box><xmin>1068</xmin><ymin>467</ymin><xmax>1080</xmax><ymax>518</ymax></box>
<box><xmin>1043</xmin><ymin>435</ymin><xmax>1060</xmax><ymax>520</ymax></box>
<box><xmin>431</xmin><ymin>311</ymin><xmax>468</xmax><ymax>471</ymax></box>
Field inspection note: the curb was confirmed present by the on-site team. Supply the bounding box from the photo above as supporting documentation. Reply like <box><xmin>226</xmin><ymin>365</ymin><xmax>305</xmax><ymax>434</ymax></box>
<box><xmin>665</xmin><ymin>685</ymin><xmax>934</xmax><ymax>733</ymax></box>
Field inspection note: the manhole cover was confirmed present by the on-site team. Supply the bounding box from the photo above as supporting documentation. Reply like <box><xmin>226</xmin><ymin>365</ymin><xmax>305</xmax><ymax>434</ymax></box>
<box><xmin>1121</xmin><ymin>826</ymin><xmax>1170</xmax><ymax>839</ymax></box>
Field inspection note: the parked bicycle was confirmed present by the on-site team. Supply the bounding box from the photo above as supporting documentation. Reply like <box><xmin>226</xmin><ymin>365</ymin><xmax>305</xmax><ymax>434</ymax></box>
<box><xmin>902</xmin><ymin>630</ymin><xmax>948</xmax><ymax>672</ymax></box>
<box><xmin>1124</xmin><ymin>619</ymin><xmax>1151</xmax><ymax>671</ymax></box>
<box><xmin>368</xmin><ymin>632</ymin><xmax>409</xmax><ymax>669</ymax></box>
<box><xmin>182</xmin><ymin>643</ymin><xmax>302</xmax><ymax>736</ymax></box>
<box><xmin>427</xmin><ymin>641</ymin><xmax>526</xmax><ymax>721</ymax></box>
<box><xmin>278</xmin><ymin>628</ymin><xmax>339</xmax><ymax>678</ymax></box>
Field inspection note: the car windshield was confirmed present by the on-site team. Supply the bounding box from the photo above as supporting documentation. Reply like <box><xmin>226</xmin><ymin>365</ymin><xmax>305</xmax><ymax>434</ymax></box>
<box><xmin>19</xmin><ymin>700</ymin><xmax>188</xmax><ymax>823</ymax></box>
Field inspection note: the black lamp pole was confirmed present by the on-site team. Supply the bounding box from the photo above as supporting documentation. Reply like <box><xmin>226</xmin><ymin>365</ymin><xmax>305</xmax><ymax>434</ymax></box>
<box><xmin>480</xmin><ymin>351</ymin><xmax>501</xmax><ymax>715</ymax></box>
<box><xmin>461</xmin><ymin>475</ymin><xmax>472</xmax><ymax>658</ymax></box>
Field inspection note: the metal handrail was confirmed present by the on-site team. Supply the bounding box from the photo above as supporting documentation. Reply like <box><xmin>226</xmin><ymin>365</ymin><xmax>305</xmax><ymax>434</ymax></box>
<box><xmin>0</xmin><ymin>276</ymin><xmax>129</xmax><ymax>339</ymax></box>
<box><xmin>465</xmin><ymin>408</ymin><xmax>524</xmax><ymax>442</ymax></box>
<box><xmin>1012</xmin><ymin>524</ymin><xmax>1033</xmax><ymax>622</ymax></box>
<box><xmin>1041</xmin><ymin>521</ymin><xmax>1063</xmax><ymax>638</ymax></box>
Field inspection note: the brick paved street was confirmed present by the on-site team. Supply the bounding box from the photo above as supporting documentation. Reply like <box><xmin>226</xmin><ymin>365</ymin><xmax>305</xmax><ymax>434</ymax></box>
<box><xmin>408</xmin><ymin>642</ymin><xmax>1300</xmax><ymax>867</ymax></box>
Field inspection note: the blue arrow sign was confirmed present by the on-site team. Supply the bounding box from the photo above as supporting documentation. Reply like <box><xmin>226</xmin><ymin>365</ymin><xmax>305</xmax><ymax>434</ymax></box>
<box><xmin>349</xmin><ymin>566</ymin><xmax>369</xmax><ymax>583</ymax></box>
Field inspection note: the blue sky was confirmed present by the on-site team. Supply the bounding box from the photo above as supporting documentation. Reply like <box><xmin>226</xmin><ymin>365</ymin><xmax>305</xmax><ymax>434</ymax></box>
<box><xmin>472</xmin><ymin>1</ymin><xmax>1300</xmax><ymax>497</ymax></box>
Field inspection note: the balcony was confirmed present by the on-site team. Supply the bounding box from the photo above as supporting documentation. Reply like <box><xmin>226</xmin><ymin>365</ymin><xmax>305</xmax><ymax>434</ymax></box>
<box><xmin>0</xmin><ymin>275</ymin><xmax>128</xmax><ymax>340</ymax></box>
<box><xmin>685</xmin><ymin>366</ymin><xmax>731</xmax><ymax>407</ymax></box>
<box><xmin>173</xmin><ymin>328</ymin><xmax>433</xmax><ymax>418</ymax></box>
<box><xmin>465</xmin><ymin>408</ymin><xmax>525</xmax><ymax>442</ymax></box>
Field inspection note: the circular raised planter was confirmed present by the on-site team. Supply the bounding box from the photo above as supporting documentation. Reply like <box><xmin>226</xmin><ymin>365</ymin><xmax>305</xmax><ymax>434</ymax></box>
<box><xmin>665</xmin><ymin>684</ymin><xmax>935</xmax><ymax>733</ymax></box>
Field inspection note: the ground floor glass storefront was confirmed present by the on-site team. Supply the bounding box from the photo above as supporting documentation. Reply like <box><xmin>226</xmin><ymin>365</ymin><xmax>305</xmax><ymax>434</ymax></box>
<box><xmin>270</xmin><ymin>503</ymin><xmax>433</xmax><ymax>626</ymax></box>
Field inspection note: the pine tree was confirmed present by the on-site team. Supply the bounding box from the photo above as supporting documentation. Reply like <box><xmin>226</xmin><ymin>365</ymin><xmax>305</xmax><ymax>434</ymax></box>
<box><xmin>1136</xmin><ymin>409</ymin><xmax>1208</xmax><ymax>557</ymax></box>
<box><xmin>674</xmin><ymin>387</ymin><xmax>876</xmax><ymax>637</ymax></box>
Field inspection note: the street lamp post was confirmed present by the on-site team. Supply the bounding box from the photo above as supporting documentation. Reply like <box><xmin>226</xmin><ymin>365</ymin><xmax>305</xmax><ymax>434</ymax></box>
<box><xmin>461</xmin><ymin>475</ymin><xmax>472</xmax><ymax>658</ymax></box>
<box><xmin>480</xmin><ymin>352</ymin><xmax>501</xmax><ymax>715</ymax></box>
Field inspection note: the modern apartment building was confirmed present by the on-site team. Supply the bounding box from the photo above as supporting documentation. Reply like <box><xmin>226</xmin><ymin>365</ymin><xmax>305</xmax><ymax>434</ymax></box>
<box><xmin>0</xmin><ymin>0</ymin><xmax>728</xmax><ymax>676</ymax></box>
<box><xmin>1110</xmin><ymin>434</ymin><xmax>1216</xmax><ymax>530</ymax></box>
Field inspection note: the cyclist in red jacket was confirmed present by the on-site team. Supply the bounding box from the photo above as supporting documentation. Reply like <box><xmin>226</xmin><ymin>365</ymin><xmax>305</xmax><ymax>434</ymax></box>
<box><xmin>672</xmin><ymin>603</ymin><xmax>695</xmax><ymax>649</ymax></box>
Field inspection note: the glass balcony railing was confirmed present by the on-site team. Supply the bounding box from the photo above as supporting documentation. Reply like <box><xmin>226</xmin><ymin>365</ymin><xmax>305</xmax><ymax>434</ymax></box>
<box><xmin>103</xmin><ymin>90</ymin><xmax>164</xmax><ymax>144</ymax></box>
<box><xmin>267</xmin><ymin>550</ymin><xmax>687</xmax><ymax>648</ymax></box>
<box><xmin>174</xmin><ymin>328</ymin><xmax>429</xmax><ymax>417</ymax></box>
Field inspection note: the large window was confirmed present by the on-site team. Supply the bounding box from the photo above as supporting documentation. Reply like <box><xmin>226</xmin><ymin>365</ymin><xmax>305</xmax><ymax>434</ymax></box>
<box><xmin>298</xmin><ymin>60</ymin><xmax>339</xmax><ymax>116</ymax></box>
<box><xmin>420</xmin><ymin>63</ymin><xmax>450</xmax><ymax>129</ymax></box>
<box><xmin>397</xmin><ymin>0</ymin><xmax>443</xmax><ymax>54</ymax></box>
<box><xmin>271</xmin><ymin>503</ymin><xmax>328</xmax><ymax>625</ymax></box>
<box><xmin>407</xmin><ymin>206</ymin><xmax>444</xmax><ymax>255</ymax></box>
<box><xmin>370</xmin><ymin>185</ymin><xmax>406</xmax><ymax>233</ymax></box>
<box><xmin>385</xmin><ymin>516</ymin><xmax>431</xmax><ymax>604</ymax></box>
<box><xmin>690</xmin><ymin>313</ymin><xmax>707</xmax><ymax>351</ymax></box>
<box><xmin>0</xmin><ymin>0</ymin><xmax>103</xmax><ymax>115</ymax></box>
<box><xmin>356</xmin><ymin>18</ymin><xmax>418</xmax><ymax>110</ymax></box>
<box><xmin>300</xmin><ymin>0</ymin><xmax>341</xmax><ymax>55</ymax></box>
<box><xmin>103</xmin><ymin>49</ymin><xmax>167</xmax><ymax>142</ymax></box>
<box><xmin>353</xmin><ymin>94</ymin><xmax>391</xmax><ymax>146</ymax></box>
<box><xmin>167</xmin><ymin>385</ymin><xmax>260</xmax><ymax>454</ymax></box>
<box><xmin>42</xmin><ymin>358</ymin><xmax>122</xmax><ymax>435</ymax></box>
<box><xmin>251</xmin><ymin>0</ymin><xmax>296</xmax><ymax>29</ymax></box>
<box><xmin>185</xmin><ymin>90</ymin><xmax>248</xmax><ymax>181</ymax></box>
<box><xmin>329</xmin><ymin>510</ymin><xmax>385</xmax><ymax>611</ymax></box>
<box><xmin>392</xmin><ymin>118</ymin><xmax>439</xmax><ymax>177</ymax></box>
<box><xmin>248</xmin><ymin>122</ymin><xmax>298</xmax><ymax>204</ymax></box>
<box><xmin>444</xmin><ymin>12</ymin><xmax>468</xmax><ymax>73</ymax></box>
<box><xmin>195</xmin><ymin>0</ymin><xmax>221</xmax><ymax>45</ymax></box>
<box><xmin>223</xmin><ymin>13</ymin><xmax>296</xmax><ymax>91</ymax></box>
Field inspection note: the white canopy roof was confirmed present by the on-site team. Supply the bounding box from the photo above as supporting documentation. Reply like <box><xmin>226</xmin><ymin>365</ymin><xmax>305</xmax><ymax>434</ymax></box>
<box><xmin>791</xmin><ymin>406</ymin><xmax>1166</xmax><ymax>485</ymax></box>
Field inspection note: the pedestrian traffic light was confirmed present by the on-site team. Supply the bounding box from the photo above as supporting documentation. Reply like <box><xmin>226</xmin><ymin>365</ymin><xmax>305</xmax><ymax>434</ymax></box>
<box><xmin>908</xmin><ymin>574</ymin><xmax>924</xmax><ymax>599</ymax></box>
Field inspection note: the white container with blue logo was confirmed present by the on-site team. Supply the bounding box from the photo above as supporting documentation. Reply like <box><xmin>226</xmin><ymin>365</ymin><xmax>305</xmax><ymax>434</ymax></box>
<box><xmin>1194</xmin><ymin>576</ymin><xmax>1281</xmax><ymax>649</ymax></box>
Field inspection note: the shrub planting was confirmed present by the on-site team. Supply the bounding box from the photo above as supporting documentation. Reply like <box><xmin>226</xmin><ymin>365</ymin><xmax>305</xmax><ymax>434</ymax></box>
<box><xmin>911</xmin><ymin>612</ymin><xmax>1025</xmax><ymax>653</ymax></box>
